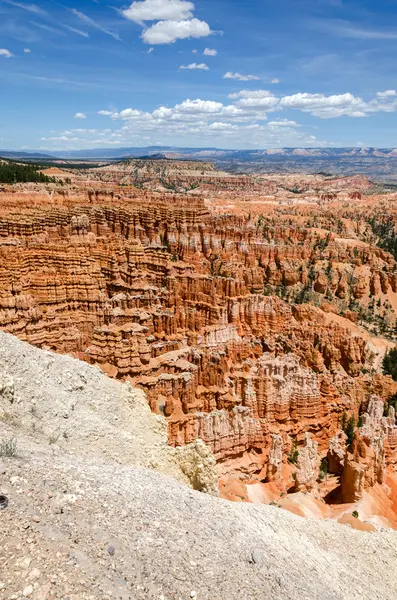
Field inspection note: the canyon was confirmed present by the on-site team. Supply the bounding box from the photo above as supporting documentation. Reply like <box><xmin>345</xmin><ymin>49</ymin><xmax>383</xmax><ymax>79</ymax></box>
<box><xmin>2</xmin><ymin>158</ymin><xmax>397</xmax><ymax>528</ymax></box>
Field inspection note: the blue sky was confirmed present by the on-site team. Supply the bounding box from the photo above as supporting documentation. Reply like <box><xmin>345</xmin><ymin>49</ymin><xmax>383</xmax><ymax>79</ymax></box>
<box><xmin>0</xmin><ymin>0</ymin><xmax>397</xmax><ymax>150</ymax></box>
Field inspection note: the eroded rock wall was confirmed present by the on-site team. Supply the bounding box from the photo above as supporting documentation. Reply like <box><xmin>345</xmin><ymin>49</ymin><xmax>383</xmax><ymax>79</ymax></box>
<box><xmin>1</xmin><ymin>184</ymin><xmax>397</xmax><ymax>490</ymax></box>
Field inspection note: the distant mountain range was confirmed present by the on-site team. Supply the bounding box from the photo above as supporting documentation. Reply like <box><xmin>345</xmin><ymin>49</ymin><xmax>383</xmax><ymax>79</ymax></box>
<box><xmin>2</xmin><ymin>146</ymin><xmax>397</xmax><ymax>160</ymax></box>
<box><xmin>0</xmin><ymin>151</ymin><xmax>55</xmax><ymax>160</ymax></box>
<box><xmin>2</xmin><ymin>147</ymin><xmax>397</xmax><ymax>181</ymax></box>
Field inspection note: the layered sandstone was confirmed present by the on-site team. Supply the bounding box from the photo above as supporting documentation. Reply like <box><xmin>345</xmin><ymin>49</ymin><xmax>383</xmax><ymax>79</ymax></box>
<box><xmin>1</xmin><ymin>164</ymin><xmax>397</xmax><ymax>501</ymax></box>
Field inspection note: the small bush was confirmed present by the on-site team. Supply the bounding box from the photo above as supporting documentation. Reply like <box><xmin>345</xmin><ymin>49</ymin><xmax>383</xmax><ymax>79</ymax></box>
<box><xmin>384</xmin><ymin>393</ymin><xmax>397</xmax><ymax>416</ymax></box>
<box><xmin>318</xmin><ymin>457</ymin><xmax>328</xmax><ymax>480</ymax></box>
<box><xmin>0</xmin><ymin>437</ymin><xmax>17</xmax><ymax>457</ymax></box>
<box><xmin>344</xmin><ymin>416</ymin><xmax>356</xmax><ymax>447</ymax></box>
<box><xmin>383</xmin><ymin>347</ymin><xmax>397</xmax><ymax>381</ymax></box>
<box><xmin>288</xmin><ymin>439</ymin><xmax>299</xmax><ymax>465</ymax></box>
<box><xmin>341</xmin><ymin>413</ymin><xmax>356</xmax><ymax>448</ymax></box>
<box><xmin>352</xmin><ymin>510</ymin><xmax>359</xmax><ymax>519</ymax></box>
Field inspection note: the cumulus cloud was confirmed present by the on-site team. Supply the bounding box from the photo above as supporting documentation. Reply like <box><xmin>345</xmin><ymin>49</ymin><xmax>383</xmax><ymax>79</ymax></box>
<box><xmin>24</xmin><ymin>48</ymin><xmax>31</xmax><ymax>53</ymax></box>
<box><xmin>278</xmin><ymin>92</ymin><xmax>367</xmax><ymax>118</ymax></box>
<box><xmin>209</xmin><ymin>122</ymin><xmax>237</xmax><ymax>130</ymax></box>
<box><xmin>236</xmin><ymin>95</ymin><xmax>279</xmax><ymax>110</ymax></box>
<box><xmin>142</xmin><ymin>17</ymin><xmax>211</xmax><ymax>43</ymax></box>
<box><xmin>174</xmin><ymin>99</ymin><xmax>224</xmax><ymax>113</ymax></box>
<box><xmin>180</xmin><ymin>62</ymin><xmax>209</xmax><ymax>70</ymax></box>
<box><xmin>377</xmin><ymin>90</ymin><xmax>397</xmax><ymax>98</ymax></box>
<box><xmin>119</xmin><ymin>108</ymin><xmax>148</xmax><ymax>119</ymax></box>
<box><xmin>74</xmin><ymin>112</ymin><xmax>87</xmax><ymax>119</ymax></box>
<box><xmin>0</xmin><ymin>49</ymin><xmax>13</xmax><ymax>58</ymax></box>
<box><xmin>268</xmin><ymin>119</ymin><xmax>300</xmax><ymax>127</ymax></box>
<box><xmin>203</xmin><ymin>47</ymin><xmax>217</xmax><ymax>56</ymax></box>
<box><xmin>122</xmin><ymin>0</ymin><xmax>194</xmax><ymax>23</ymax></box>
<box><xmin>223</xmin><ymin>72</ymin><xmax>259</xmax><ymax>81</ymax></box>
<box><xmin>229</xmin><ymin>89</ymin><xmax>274</xmax><ymax>100</ymax></box>
<box><xmin>122</xmin><ymin>0</ymin><xmax>212</xmax><ymax>45</ymax></box>
<box><xmin>271</xmin><ymin>78</ymin><xmax>280</xmax><ymax>84</ymax></box>
<box><xmin>152</xmin><ymin>106</ymin><xmax>173</xmax><ymax>118</ymax></box>
<box><xmin>53</xmin><ymin>87</ymin><xmax>397</xmax><ymax>151</ymax></box>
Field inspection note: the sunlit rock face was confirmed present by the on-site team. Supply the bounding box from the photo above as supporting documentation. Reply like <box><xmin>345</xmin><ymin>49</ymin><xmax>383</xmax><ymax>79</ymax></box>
<box><xmin>1</xmin><ymin>166</ymin><xmax>397</xmax><ymax>495</ymax></box>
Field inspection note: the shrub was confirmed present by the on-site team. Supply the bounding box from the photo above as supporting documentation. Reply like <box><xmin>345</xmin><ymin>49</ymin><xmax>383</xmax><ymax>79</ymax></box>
<box><xmin>318</xmin><ymin>457</ymin><xmax>328</xmax><ymax>480</ymax></box>
<box><xmin>288</xmin><ymin>439</ymin><xmax>299</xmax><ymax>465</ymax></box>
<box><xmin>352</xmin><ymin>510</ymin><xmax>359</xmax><ymax>519</ymax></box>
<box><xmin>383</xmin><ymin>347</ymin><xmax>397</xmax><ymax>381</ymax></box>
<box><xmin>0</xmin><ymin>437</ymin><xmax>17</xmax><ymax>457</ymax></box>
<box><xmin>345</xmin><ymin>417</ymin><xmax>356</xmax><ymax>448</ymax></box>
<box><xmin>383</xmin><ymin>393</ymin><xmax>397</xmax><ymax>416</ymax></box>
<box><xmin>340</xmin><ymin>412</ymin><xmax>356</xmax><ymax>448</ymax></box>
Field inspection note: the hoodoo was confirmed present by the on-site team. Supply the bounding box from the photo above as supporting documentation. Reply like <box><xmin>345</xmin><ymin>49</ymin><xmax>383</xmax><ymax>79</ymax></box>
<box><xmin>1</xmin><ymin>165</ymin><xmax>397</xmax><ymax>520</ymax></box>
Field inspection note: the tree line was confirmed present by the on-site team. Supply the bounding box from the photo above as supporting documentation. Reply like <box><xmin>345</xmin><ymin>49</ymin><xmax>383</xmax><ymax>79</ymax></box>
<box><xmin>0</xmin><ymin>161</ymin><xmax>57</xmax><ymax>184</ymax></box>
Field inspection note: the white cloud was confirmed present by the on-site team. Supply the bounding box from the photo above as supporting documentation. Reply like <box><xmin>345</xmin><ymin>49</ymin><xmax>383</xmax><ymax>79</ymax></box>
<box><xmin>271</xmin><ymin>78</ymin><xmax>280</xmax><ymax>84</ymax></box>
<box><xmin>142</xmin><ymin>17</ymin><xmax>211</xmax><ymax>43</ymax></box>
<box><xmin>122</xmin><ymin>0</ymin><xmax>194</xmax><ymax>23</ymax></box>
<box><xmin>377</xmin><ymin>90</ymin><xmax>397</xmax><ymax>98</ymax></box>
<box><xmin>203</xmin><ymin>48</ymin><xmax>217</xmax><ymax>56</ymax></box>
<box><xmin>223</xmin><ymin>72</ymin><xmax>259</xmax><ymax>81</ymax></box>
<box><xmin>236</xmin><ymin>96</ymin><xmax>278</xmax><ymax>110</ymax></box>
<box><xmin>71</xmin><ymin>9</ymin><xmax>121</xmax><ymax>41</ymax></box>
<box><xmin>0</xmin><ymin>49</ymin><xmax>13</xmax><ymax>58</ymax></box>
<box><xmin>152</xmin><ymin>106</ymin><xmax>173</xmax><ymax>118</ymax></box>
<box><xmin>4</xmin><ymin>0</ymin><xmax>47</xmax><ymax>15</ymax></box>
<box><xmin>64</xmin><ymin>25</ymin><xmax>90</xmax><ymax>38</ymax></box>
<box><xmin>209</xmin><ymin>122</ymin><xmax>237</xmax><ymax>130</ymax></box>
<box><xmin>119</xmin><ymin>108</ymin><xmax>148</xmax><ymax>119</ymax></box>
<box><xmin>268</xmin><ymin>119</ymin><xmax>300</xmax><ymax>127</ymax></box>
<box><xmin>41</xmin><ymin>135</ymin><xmax>80</xmax><ymax>141</ymax></box>
<box><xmin>323</xmin><ymin>19</ymin><xmax>397</xmax><ymax>40</ymax></box>
<box><xmin>175</xmin><ymin>99</ymin><xmax>224</xmax><ymax>113</ymax></box>
<box><xmin>278</xmin><ymin>92</ymin><xmax>367</xmax><ymax>118</ymax></box>
<box><xmin>44</xmin><ymin>87</ymin><xmax>397</xmax><ymax>151</ymax></box>
<box><xmin>148</xmin><ymin>47</ymin><xmax>154</xmax><ymax>53</ymax></box>
<box><xmin>229</xmin><ymin>89</ymin><xmax>273</xmax><ymax>100</ymax></box>
<box><xmin>192</xmin><ymin>48</ymin><xmax>198</xmax><ymax>53</ymax></box>
<box><xmin>74</xmin><ymin>112</ymin><xmax>87</xmax><ymax>119</ymax></box>
<box><xmin>122</xmin><ymin>0</ymin><xmax>213</xmax><ymax>46</ymax></box>
<box><xmin>24</xmin><ymin>48</ymin><xmax>31</xmax><ymax>53</ymax></box>
<box><xmin>180</xmin><ymin>62</ymin><xmax>209</xmax><ymax>70</ymax></box>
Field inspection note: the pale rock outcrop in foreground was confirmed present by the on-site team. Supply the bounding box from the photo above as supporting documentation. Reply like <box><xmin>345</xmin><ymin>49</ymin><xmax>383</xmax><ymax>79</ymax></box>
<box><xmin>0</xmin><ymin>330</ymin><xmax>216</xmax><ymax>491</ymax></box>
<box><xmin>1</xmin><ymin>332</ymin><xmax>397</xmax><ymax>599</ymax></box>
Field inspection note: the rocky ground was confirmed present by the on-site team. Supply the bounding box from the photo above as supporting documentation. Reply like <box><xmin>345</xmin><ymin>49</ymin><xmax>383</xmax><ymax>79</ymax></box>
<box><xmin>1</xmin><ymin>332</ymin><xmax>397</xmax><ymax>600</ymax></box>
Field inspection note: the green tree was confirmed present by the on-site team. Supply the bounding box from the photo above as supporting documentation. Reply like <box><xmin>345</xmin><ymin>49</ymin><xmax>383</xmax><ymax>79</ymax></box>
<box><xmin>0</xmin><ymin>161</ymin><xmax>57</xmax><ymax>184</ymax></box>
<box><xmin>383</xmin><ymin>348</ymin><xmax>397</xmax><ymax>381</ymax></box>
<box><xmin>288</xmin><ymin>439</ymin><xmax>299</xmax><ymax>465</ymax></box>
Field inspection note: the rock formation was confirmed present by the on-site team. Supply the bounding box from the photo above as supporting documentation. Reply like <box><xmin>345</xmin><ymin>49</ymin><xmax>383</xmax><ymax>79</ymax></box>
<box><xmin>327</xmin><ymin>430</ymin><xmax>348</xmax><ymax>475</ymax></box>
<box><xmin>1</xmin><ymin>164</ymin><xmax>397</xmax><ymax>500</ymax></box>
<box><xmin>341</xmin><ymin>396</ymin><xmax>397</xmax><ymax>502</ymax></box>
<box><xmin>293</xmin><ymin>433</ymin><xmax>319</xmax><ymax>492</ymax></box>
